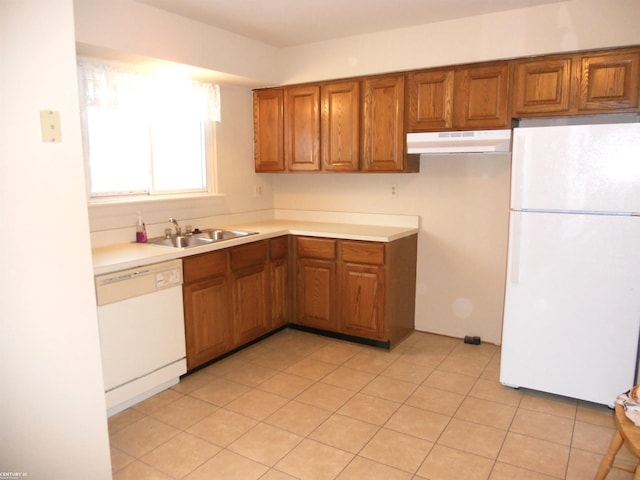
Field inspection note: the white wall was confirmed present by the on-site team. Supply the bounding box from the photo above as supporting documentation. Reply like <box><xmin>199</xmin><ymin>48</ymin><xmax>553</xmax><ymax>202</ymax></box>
<box><xmin>278</xmin><ymin>0</ymin><xmax>640</xmax><ymax>83</ymax></box>
<box><xmin>75</xmin><ymin>0</ymin><xmax>640</xmax><ymax>86</ymax></box>
<box><xmin>0</xmin><ymin>1</ymin><xmax>111</xmax><ymax>478</ymax></box>
<box><xmin>215</xmin><ymin>85</ymin><xmax>274</xmax><ymax>213</ymax></box>
<box><xmin>73</xmin><ymin>0</ymin><xmax>282</xmax><ymax>86</ymax></box>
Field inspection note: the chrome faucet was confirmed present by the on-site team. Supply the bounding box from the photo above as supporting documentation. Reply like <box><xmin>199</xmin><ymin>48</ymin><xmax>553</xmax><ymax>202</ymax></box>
<box><xmin>169</xmin><ymin>218</ymin><xmax>182</xmax><ymax>236</ymax></box>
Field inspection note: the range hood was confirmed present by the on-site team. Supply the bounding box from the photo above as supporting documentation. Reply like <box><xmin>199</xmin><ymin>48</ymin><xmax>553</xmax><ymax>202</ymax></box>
<box><xmin>407</xmin><ymin>129</ymin><xmax>512</xmax><ymax>154</ymax></box>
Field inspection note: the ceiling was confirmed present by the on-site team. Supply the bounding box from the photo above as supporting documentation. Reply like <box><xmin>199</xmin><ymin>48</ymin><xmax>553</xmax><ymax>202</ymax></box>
<box><xmin>134</xmin><ymin>0</ymin><xmax>566</xmax><ymax>48</ymax></box>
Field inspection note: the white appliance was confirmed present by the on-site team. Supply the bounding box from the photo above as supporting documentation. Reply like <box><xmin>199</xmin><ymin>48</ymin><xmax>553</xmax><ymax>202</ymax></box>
<box><xmin>406</xmin><ymin>129</ymin><xmax>511</xmax><ymax>154</ymax></box>
<box><xmin>500</xmin><ymin>122</ymin><xmax>640</xmax><ymax>406</ymax></box>
<box><xmin>95</xmin><ymin>259</ymin><xmax>186</xmax><ymax>416</ymax></box>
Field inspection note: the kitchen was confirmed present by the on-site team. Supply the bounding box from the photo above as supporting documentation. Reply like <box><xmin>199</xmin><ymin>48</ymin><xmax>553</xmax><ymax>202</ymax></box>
<box><xmin>2</xmin><ymin>0</ymin><xmax>640</xmax><ymax>479</ymax></box>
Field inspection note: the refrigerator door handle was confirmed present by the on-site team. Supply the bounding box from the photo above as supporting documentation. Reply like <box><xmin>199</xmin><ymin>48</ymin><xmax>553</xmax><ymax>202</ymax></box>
<box><xmin>511</xmin><ymin>134</ymin><xmax>526</xmax><ymax>211</ymax></box>
<box><xmin>510</xmin><ymin>212</ymin><xmax>522</xmax><ymax>284</ymax></box>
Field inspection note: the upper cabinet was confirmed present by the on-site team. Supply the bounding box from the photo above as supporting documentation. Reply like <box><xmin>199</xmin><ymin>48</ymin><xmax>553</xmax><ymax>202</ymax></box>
<box><xmin>407</xmin><ymin>69</ymin><xmax>454</xmax><ymax>130</ymax></box>
<box><xmin>512</xmin><ymin>47</ymin><xmax>640</xmax><ymax>117</ymax></box>
<box><xmin>407</xmin><ymin>61</ymin><xmax>510</xmax><ymax>132</ymax></box>
<box><xmin>574</xmin><ymin>49</ymin><xmax>640</xmax><ymax>113</ymax></box>
<box><xmin>254</xmin><ymin>76</ymin><xmax>416</xmax><ymax>173</ymax></box>
<box><xmin>255</xmin><ymin>81</ymin><xmax>360</xmax><ymax>173</ymax></box>
<box><xmin>321</xmin><ymin>80</ymin><xmax>360</xmax><ymax>171</ymax></box>
<box><xmin>285</xmin><ymin>85</ymin><xmax>320</xmax><ymax>171</ymax></box>
<box><xmin>254</xmin><ymin>46</ymin><xmax>640</xmax><ymax>173</ymax></box>
<box><xmin>253</xmin><ymin>89</ymin><xmax>284</xmax><ymax>172</ymax></box>
<box><xmin>512</xmin><ymin>57</ymin><xmax>571</xmax><ymax>115</ymax></box>
<box><xmin>362</xmin><ymin>74</ymin><xmax>409</xmax><ymax>172</ymax></box>
<box><xmin>453</xmin><ymin>63</ymin><xmax>511</xmax><ymax>129</ymax></box>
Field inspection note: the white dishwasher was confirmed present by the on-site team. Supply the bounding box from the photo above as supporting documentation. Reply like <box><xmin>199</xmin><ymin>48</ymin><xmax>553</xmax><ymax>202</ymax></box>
<box><xmin>95</xmin><ymin>259</ymin><xmax>186</xmax><ymax>416</ymax></box>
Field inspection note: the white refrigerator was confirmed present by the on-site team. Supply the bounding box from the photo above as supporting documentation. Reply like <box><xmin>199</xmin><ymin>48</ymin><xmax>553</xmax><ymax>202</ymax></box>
<box><xmin>500</xmin><ymin>122</ymin><xmax>640</xmax><ymax>406</ymax></box>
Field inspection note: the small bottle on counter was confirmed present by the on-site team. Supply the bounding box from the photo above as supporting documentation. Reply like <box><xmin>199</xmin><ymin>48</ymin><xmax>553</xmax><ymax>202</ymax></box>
<box><xmin>136</xmin><ymin>212</ymin><xmax>148</xmax><ymax>243</ymax></box>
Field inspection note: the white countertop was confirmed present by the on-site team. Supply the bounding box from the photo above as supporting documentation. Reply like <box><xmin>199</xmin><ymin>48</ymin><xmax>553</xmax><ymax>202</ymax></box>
<box><xmin>92</xmin><ymin>219</ymin><xmax>419</xmax><ymax>275</ymax></box>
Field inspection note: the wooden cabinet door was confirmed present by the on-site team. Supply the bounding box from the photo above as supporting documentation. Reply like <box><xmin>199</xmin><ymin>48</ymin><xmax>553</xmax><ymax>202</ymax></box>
<box><xmin>362</xmin><ymin>75</ymin><xmax>405</xmax><ymax>172</ymax></box>
<box><xmin>407</xmin><ymin>69</ymin><xmax>454</xmax><ymax>131</ymax></box>
<box><xmin>231</xmin><ymin>264</ymin><xmax>269</xmax><ymax>345</ymax></box>
<box><xmin>339</xmin><ymin>241</ymin><xmax>385</xmax><ymax>340</ymax></box>
<box><xmin>321</xmin><ymin>80</ymin><xmax>360</xmax><ymax>171</ymax></box>
<box><xmin>183</xmin><ymin>250</ymin><xmax>231</xmax><ymax>370</ymax></box>
<box><xmin>340</xmin><ymin>262</ymin><xmax>385</xmax><ymax>339</ymax></box>
<box><xmin>183</xmin><ymin>275</ymin><xmax>231</xmax><ymax>370</ymax></box>
<box><xmin>285</xmin><ymin>85</ymin><xmax>320</xmax><ymax>171</ymax></box>
<box><xmin>573</xmin><ymin>50</ymin><xmax>640</xmax><ymax>112</ymax></box>
<box><xmin>253</xmin><ymin>89</ymin><xmax>284</xmax><ymax>172</ymax></box>
<box><xmin>270</xmin><ymin>237</ymin><xmax>289</xmax><ymax>328</ymax></box>
<box><xmin>296</xmin><ymin>257</ymin><xmax>336</xmax><ymax>331</ymax></box>
<box><xmin>231</xmin><ymin>241</ymin><xmax>270</xmax><ymax>345</ymax></box>
<box><xmin>295</xmin><ymin>237</ymin><xmax>336</xmax><ymax>331</ymax></box>
<box><xmin>453</xmin><ymin>63</ymin><xmax>510</xmax><ymax>129</ymax></box>
<box><xmin>512</xmin><ymin>57</ymin><xmax>572</xmax><ymax>115</ymax></box>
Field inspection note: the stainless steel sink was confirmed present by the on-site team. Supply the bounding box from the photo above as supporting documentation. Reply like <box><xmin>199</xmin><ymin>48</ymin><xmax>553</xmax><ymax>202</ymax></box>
<box><xmin>193</xmin><ymin>229</ymin><xmax>258</xmax><ymax>241</ymax></box>
<box><xmin>147</xmin><ymin>235</ymin><xmax>214</xmax><ymax>248</ymax></box>
<box><xmin>147</xmin><ymin>229</ymin><xmax>257</xmax><ymax>248</ymax></box>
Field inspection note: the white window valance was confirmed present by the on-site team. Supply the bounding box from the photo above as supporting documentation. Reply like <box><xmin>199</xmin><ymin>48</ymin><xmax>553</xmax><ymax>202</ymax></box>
<box><xmin>77</xmin><ymin>61</ymin><xmax>221</xmax><ymax>122</ymax></box>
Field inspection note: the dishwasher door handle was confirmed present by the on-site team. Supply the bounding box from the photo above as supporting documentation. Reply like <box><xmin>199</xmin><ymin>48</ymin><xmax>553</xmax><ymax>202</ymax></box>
<box><xmin>101</xmin><ymin>273</ymin><xmax>134</xmax><ymax>285</ymax></box>
<box><xmin>101</xmin><ymin>269</ymin><xmax>150</xmax><ymax>285</ymax></box>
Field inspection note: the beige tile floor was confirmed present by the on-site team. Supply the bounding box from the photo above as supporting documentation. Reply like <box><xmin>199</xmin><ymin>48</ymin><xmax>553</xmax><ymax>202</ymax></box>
<box><xmin>108</xmin><ymin>329</ymin><xmax>637</xmax><ymax>480</ymax></box>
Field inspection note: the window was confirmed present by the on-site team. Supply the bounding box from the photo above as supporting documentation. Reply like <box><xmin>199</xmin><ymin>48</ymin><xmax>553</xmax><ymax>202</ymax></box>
<box><xmin>77</xmin><ymin>61</ymin><xmax>220</xmax><ymax>200</ymax></box>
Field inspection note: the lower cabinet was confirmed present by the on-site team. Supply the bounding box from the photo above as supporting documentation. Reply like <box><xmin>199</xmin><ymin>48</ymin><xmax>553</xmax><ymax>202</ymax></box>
<box><xmin>294</xmin><ymin>234</ymin><xmax>417</xmax><ymax>348</ymax></box>
<box><xmin>295</xmin><ymin>237</ymin><xmax>337</xmax><ymax>331</ymax></box>
<box><xmin>230</xmin><ymin>240</ymin><xmax>270</xmax><ymax>346</ymax></box>
<box><xmin>182</xmin><ymin>250</ymin><xmax>232</xmax><ymax>371</ymax></box>
<box><xmin>183</xmin><ymin>237</ymin><xmax>288</xmax><ymax>371</ymax></box>
<box><xmin>339</xmin><ymin>241</ymin><xmax>385</xmax><ymax>339</ymax></box>
<box><xmin>183</xmin><ymin>233</ymin><xmax>417</xmax><ymax>370</ymax></box>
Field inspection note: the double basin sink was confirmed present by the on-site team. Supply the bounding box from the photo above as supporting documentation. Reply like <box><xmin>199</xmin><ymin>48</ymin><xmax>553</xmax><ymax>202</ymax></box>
<box><xmin>148</xmin><ymin>228</ymin><xmax>257</xmax><ymax>249</ymax></box>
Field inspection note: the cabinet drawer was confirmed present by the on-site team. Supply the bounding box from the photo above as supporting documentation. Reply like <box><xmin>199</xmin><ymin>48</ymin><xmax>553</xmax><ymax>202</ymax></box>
<box><xmin>340</xmin><ymin>241</ymin><xmax>385</xmax><ymax>265</ymax></box>
<box><xmin>270</xmin><ymin>236</ymin><xmax>288</xmax><ymax>260</ymax></box>
<box><xmin>231</xmin><ymin>240</ymin><xmax>268</xmax><ymax>271</ymax></box>
<box><xmin>183</xmin><ymin>250</ymin><xmax>228</xmax><ymax>283</ymax></box>
<box><xmin>297</xmin><ymin>237</ymin><xmax>336</xmax><ymax>260</ymax></box>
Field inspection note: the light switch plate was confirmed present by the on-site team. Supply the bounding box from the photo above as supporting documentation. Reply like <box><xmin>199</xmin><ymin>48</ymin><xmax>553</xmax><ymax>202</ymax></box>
<box><xmin>39</xmin><ymin>110</ymin><xmax>62</xmax><ymax>143</ymax></box>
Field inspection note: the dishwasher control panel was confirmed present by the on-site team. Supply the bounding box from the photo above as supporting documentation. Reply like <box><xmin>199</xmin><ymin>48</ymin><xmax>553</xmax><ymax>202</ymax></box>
<box><xmin>155</xmin><ymin>268</ymin><xmax>181</xmax><ymax>288</ymax></box>
<box><xmin>95</xmin><ymin>259</ymin><xmax>183</xmax><ymax>306</ymax></box>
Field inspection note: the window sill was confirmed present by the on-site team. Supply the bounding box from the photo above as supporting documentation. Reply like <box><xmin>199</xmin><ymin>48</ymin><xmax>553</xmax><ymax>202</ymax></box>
<box><xmin>89</xmin><ymin>191</ymin><xmax>223</xmax><ymax>206</ymax></box>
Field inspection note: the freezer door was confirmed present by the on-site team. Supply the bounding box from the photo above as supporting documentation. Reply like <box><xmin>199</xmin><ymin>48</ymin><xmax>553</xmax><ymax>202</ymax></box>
<box><xmin>500</xmin><ymin>211</ymin><xmax>640</xmax><ymax>406</ymax></box>
<box><xmin>511</xmin><ymin>123</ymin><xmax>640</xmax><ymax>213</ymax></box>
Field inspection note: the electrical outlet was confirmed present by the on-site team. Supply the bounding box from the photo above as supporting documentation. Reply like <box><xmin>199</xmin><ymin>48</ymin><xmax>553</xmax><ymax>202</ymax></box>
<box><xmin>390</xmin><ymin>185</ymin><xmax>397</xmax><ymax>198</ymax></box>
<box><xmin>253</xmin><ymin>184</ymin><xmax>263</xmax><ymax>197</ymax></box>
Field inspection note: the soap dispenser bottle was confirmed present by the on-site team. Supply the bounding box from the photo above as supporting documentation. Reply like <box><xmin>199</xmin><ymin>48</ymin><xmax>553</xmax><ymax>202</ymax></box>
<box><xmin>136</xmin><ymin>212</ymin><xmax>148</xmax><ymax>243</ymax></box>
